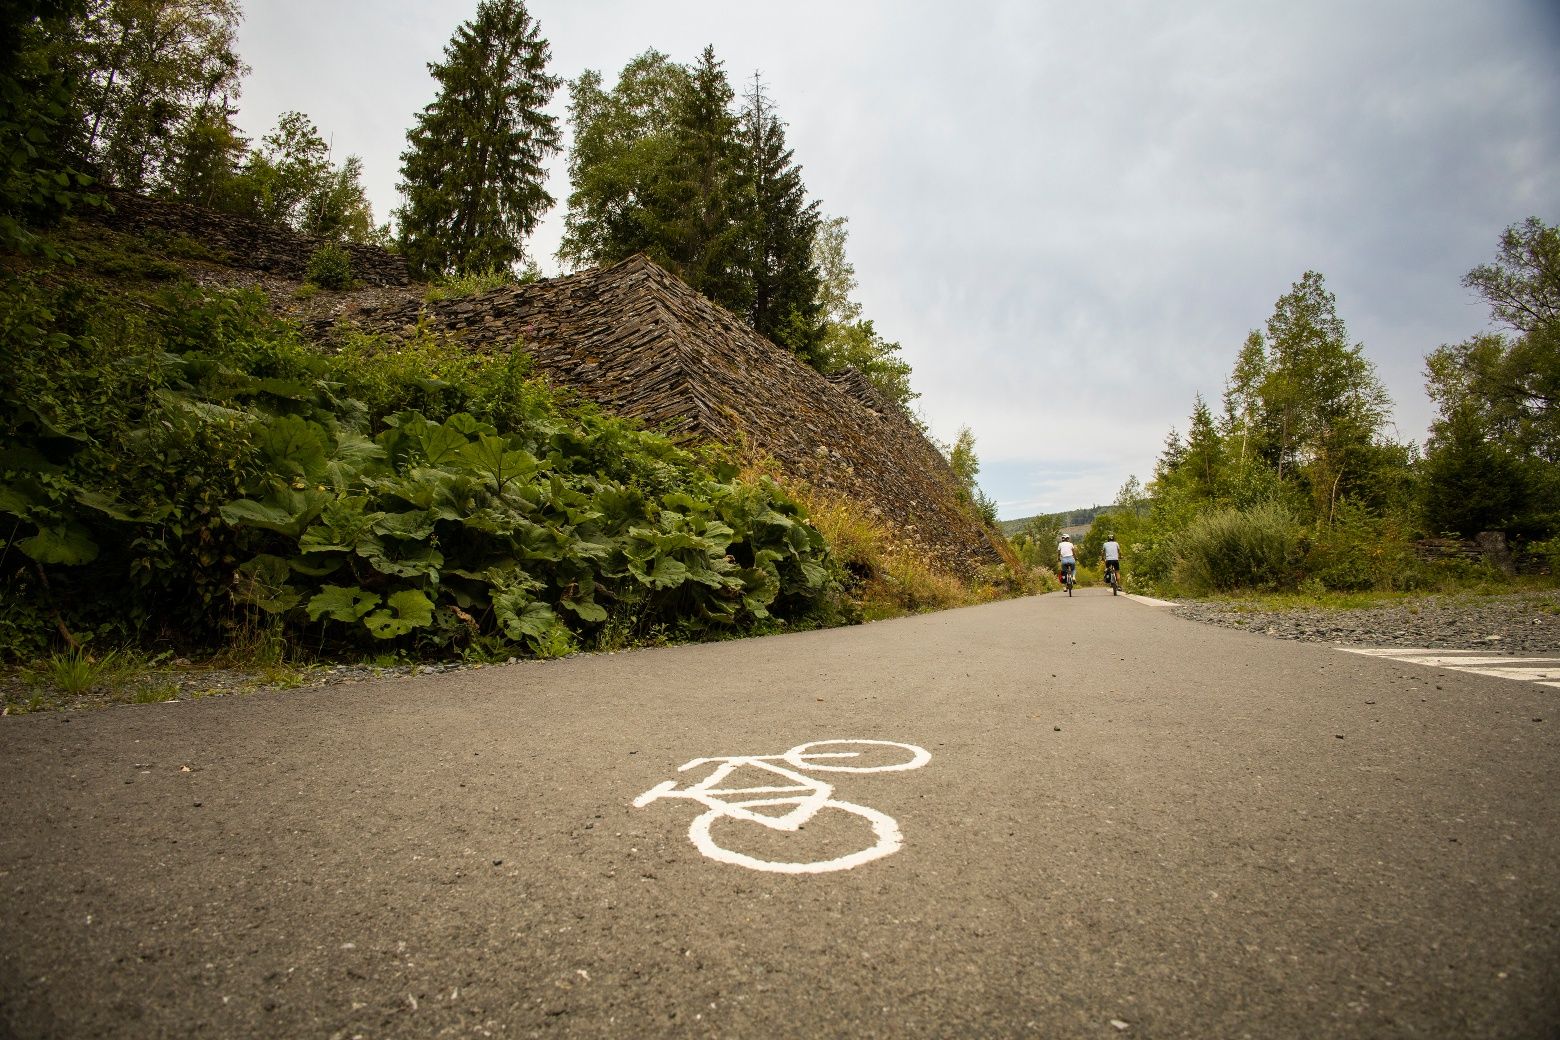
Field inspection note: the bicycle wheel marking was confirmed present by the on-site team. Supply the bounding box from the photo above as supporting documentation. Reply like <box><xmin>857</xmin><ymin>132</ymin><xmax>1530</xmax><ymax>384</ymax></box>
<box><xmin>632</xmin><ymin>740</ymin><xmax>931</xmax><ymax>874</ymax></box>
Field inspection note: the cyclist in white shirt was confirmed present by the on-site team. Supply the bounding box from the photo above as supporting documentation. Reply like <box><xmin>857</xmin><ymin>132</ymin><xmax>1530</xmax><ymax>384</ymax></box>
<box><xmin>1102</xmin><ymin>534</ymin><xmax>1121</xmax><ymax>587</ymax></box>
<box><xmin>1057</xmin><ymin>534</ymin><xmax>1077</xmax><ymax>585</ymax></box>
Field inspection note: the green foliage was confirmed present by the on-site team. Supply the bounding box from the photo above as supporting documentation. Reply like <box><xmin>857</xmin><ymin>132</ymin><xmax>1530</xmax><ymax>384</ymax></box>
<box><xmin>1171</xmin><ymin>502</ymin><xmax>1302</xmax><ymax>595</ymax></box>
<box><xmin>1421</xmin><ymin>401</ymin><xmax>1526</xmax><ymax>536</ymax></box>
<box><xmin>219</xmin><ymin>409</ymin><xmax>838</xmax><ymax>654</ymax></box>
<box><xmin>72</xmin><ymin>0</ymin><xmax>247</xmax><ymax>192</ymax></box>
<box><xmin>737</xmin><ymin>75</ymin><xmax>823</xmax><ymax>361</ymax></box>
<box><xmin>1522</xmin><ymin>537</ymin><xmax>1560</xmax><ymax>579</ymax></box>
<box><xmin>1010</xmin><ymin>513</ymin><xmax>1062</xmax><ymax>570</ymax></box>
<box><xmin>1</xmin><ymin>244</ymin><xmax>840</xmax><ymax>662</ymax></box>
<box><xmin>939</xmin><ymin>425</ymin><xmax>998</xmax><ymax>525</ymax></box>
<box><xmin>424</xmin><ymin>267</ymin><xmax>519</xmax><ymax>302</ymax></box>
<box><xmin>305</xmin><ymin>242</ymin><xmax>352</xmax><ymax>290</ymax></box>
<box><xmin>562</xmin><ymin>47</ymin><xmax>819</xmax><ymax>355</ymax></box>
<box><xmin>1</xmin><ymin>0</ymin><xmax>101</xmax><ymax>256</ymax></box>
<box><xmin>1301</xmin><ymin>500</ymin><xmax>1424</xmax><ymax>592</ymax></box>
<box><xmin>396</xmin><ymin>0</ymin><xmax>562</xmax><ymax>276</ymax></box>
<box><xmin>1425</xmin><ymin>217</ymin><xmax>1559</xmax><ymax>539</ymax></box>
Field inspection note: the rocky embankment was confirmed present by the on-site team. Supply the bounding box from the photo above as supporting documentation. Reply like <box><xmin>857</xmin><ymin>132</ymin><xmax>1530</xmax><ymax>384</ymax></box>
<box><xmin>1172</xmin><ymin>590</ymin><xmax>1560</xmax><ymax>654</ymax></box>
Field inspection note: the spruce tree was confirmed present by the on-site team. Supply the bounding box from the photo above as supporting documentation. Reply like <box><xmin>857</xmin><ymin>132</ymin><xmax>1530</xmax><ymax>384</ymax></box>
<box><xmin>396</xmin><ymin>0</ymin><xmax>560</xmax><ymax>277</ymax></box>
<box><xmin>653</xmin><ymin>45</ymin><xmax>746</xmax><ymax>311</ymax></box>
<box><xmin>738</xmin><ymin>75</ymin><xmax>824</xmax><ymax>364</ymax></box>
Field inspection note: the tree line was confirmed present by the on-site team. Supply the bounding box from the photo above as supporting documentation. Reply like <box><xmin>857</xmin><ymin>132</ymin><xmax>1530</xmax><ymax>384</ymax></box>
<box><xmin>1</xmin><ymin>0</ymin><xmax>923</xmax><ymax>420</ymax></box>
<box><xmin>1013</xmin><ymin>221</ymin><xmax>1558</xmax><ymax>592</ymax></box>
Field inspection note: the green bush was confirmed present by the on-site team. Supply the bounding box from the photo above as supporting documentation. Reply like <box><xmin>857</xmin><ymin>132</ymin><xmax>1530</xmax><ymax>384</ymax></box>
<box><xmin>1303</xmin><ymin>501</ymin><xmax>1426</xmax><ymax>591</ymax></box>
<box><xmin>305</xmin><ymin>242</ymin><xmax>352</xmax><ymax>289</ymax></box>
<box><xmin>424</xmin><ymin>267</ymin><xmax>516</xmax><ymax>302</ymax></box>
<box><xmin>1171</xmin><ymin>501</ymin><xmax>1302</xmax><ymax>594</ymax></box>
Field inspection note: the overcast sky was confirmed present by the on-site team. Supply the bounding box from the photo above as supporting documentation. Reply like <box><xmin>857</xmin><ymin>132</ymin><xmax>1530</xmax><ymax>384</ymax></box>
<box><xmin>233</xmin><ymin>0</ymin><xmax>1560</xmax><ymax>520</ymax></box>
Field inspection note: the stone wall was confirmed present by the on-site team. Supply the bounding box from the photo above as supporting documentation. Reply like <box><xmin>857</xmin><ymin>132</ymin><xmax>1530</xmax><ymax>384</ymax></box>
<box><xmin>89</xmin><ymin>190</ymin><xmax>409</xmax><ymax>287</ymax></box>
<box><xmin>332</xmin><ymin>255</ymin><xmax>1007</xmax><ymax>577</ymax></box>
<box><xmin>1414</xmin><ymin>532</ymin><xmax>1548</xmax><ymax>576</ymax></box>
<box><xmin>83</xmin><ymin>192</ymin><xmax>1006</xmax><ymax>577</ymax></box>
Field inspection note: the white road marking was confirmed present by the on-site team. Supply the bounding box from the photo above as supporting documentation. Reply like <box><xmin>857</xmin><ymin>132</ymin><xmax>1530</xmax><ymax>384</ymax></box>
<box><xmin>1126</xmin><ymin>595</ymin><xmax>1177</xmax><ymax>607</ymax></box>
<box><xmin>632</xmin><ymin>740</ymin><xmax>931</xmax><ymax>874</ymax></box>
<box><xmin>1339</xmin><ymin>647</ymin><xmax>1560</xmax><ymax>689</ymax></box>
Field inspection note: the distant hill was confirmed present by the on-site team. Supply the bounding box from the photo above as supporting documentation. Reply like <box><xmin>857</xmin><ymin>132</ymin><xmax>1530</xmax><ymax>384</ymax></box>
<box><xmin>998</xmin><ymin>505</ymin><xmax>1110</xmax><ymax>536</ymax></box>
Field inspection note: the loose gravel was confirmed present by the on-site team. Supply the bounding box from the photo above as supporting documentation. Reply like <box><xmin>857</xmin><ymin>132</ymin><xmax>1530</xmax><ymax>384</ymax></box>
<box><xmin>1172</xmin><ymin>589</ymin><xmax>1560</xmax><ymax>654</ymax></box>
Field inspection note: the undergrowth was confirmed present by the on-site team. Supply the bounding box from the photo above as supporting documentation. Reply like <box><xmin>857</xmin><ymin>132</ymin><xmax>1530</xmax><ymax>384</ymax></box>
<box><xmin>1</xmin><ymin>224</ymin><xmax>1038</xmax><ymax>705</ymax></box>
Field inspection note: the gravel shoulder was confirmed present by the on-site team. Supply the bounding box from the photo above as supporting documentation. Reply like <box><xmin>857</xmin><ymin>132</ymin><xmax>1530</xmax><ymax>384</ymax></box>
<box><xmin>1172</xmin><ymin>588</ymin><xmax>1560</xmax><ymax>654</ymax></box>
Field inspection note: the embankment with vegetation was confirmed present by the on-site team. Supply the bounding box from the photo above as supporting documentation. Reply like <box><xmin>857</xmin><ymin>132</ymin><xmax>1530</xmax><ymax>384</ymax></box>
<box><xmin>0</xmin><ymin>223</ymin><xmax>1030</xmax><ymax>711</ymax></box>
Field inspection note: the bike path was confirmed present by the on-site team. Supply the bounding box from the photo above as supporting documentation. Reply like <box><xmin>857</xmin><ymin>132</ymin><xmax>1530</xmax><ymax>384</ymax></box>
<box><xmin>2</xmin><ymin>590</ymin><xmax>1557</xmax><ymax>1039</ymax></box>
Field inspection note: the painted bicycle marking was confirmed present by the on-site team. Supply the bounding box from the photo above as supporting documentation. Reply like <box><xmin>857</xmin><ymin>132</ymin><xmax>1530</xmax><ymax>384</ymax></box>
<box><xmin>632</xmin><ymin>739</ymin><xmax>932</xmax><ymax>874</ymax></box>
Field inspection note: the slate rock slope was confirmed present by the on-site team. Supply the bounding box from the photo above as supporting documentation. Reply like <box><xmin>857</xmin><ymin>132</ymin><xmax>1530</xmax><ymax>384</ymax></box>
<box><xmin>335</xmin><ymin>255</ymin><xmax>1005</xmax><ymax>577</ymax></box>
<box><xmin>92</xmin><ymin>189</ymin><xmax>410</xmax><ymax>287</ymax></box>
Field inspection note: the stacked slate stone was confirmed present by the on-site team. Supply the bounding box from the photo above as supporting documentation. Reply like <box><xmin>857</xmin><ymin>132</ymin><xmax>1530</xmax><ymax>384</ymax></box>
<box><xmin>90</xmin><ymin>190</ymin><xmax>410</xmax><ymax>287</ymax></box>
<box><xmin>342</xmin><ymin>255</ymin><xmax>1005</xmax><ymax>578</ymax></box>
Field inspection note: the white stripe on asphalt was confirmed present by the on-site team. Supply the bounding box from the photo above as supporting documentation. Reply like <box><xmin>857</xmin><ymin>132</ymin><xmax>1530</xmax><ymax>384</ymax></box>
<box><xmin>1126</xmin><ymin>595</ymin><xmax>1178</xmax><ymax>607</ymax></box>
<box><xmin>1338</xmin><ymin>647</ymin><xmax>1560</xmax><ymax>689</ymax></box>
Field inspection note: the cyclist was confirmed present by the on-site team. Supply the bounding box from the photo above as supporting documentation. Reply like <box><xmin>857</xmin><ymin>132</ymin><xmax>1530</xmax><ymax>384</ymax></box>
<box><xmin>1057</xmin><ymin>533</ymin><xmax>1077</xmax><ymax>587</ymax></box>
<box><xmin>1102</xmin><ymin>534</ymin><xmax>1121</xmax><ymax>589</ymax></box>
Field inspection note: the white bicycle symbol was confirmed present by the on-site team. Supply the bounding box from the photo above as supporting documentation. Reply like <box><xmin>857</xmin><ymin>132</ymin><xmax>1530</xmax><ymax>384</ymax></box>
<box><xmin>631</xmin><ymin>739</ymin><xmax>931</xmax><ymax>874</ymax></box>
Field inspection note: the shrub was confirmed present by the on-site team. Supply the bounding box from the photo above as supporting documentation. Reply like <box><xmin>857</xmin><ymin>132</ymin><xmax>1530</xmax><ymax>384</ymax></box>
<box><xmin>1171</xmin><ymin>501</ymin><xmax>1302</xmax><ymax>594</ymax></box>
<box><xmin>305</xmin><ymin>243</ymin><xmax>353</xmax><ymax>289</ymax></box>
<box><xmin>1303</xmin><ymin>501</ymin><xmax>1426</xmax><ymax>591</ymax></box>
<box><xmin>424</xmin><ymin>267</ymin><xmax>516</xmax><ymax>302</ymax></box>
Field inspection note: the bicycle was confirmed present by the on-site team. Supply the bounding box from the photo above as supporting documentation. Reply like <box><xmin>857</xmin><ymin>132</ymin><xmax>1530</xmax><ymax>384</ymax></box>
<box><xmin>1105</xmin><ymin>562</ymin><xmax>1121</xmax><ymax>596</ymax></box>
<box><xmin>632</xmin><ymin>739</ymin><xmax>931</xmax><ymax>874</ymax></box>
<box><xmin>1060</xmin><ymin>562</ymin><xmax>1075</xmax><ymax>596</ymax></box>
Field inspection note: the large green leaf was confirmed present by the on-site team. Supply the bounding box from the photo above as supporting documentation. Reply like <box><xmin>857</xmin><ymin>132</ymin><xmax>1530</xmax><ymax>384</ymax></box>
<box><xmin>361</xmin><ymin>539</ymin><xmax>443</xmax><ymax>579</ymax></box>
<box><xmin>299</xmin><ymin>496</ymin><xmax>382</xmax><ymax>554</ymax></box>
<box><xmin>363</xmin><ymin>589</ymin><xmax>435</xmax><ymax>639</ymax></box>
<box><xmin>0</xmin><ymin>479</ymin><xmax>43</xmax><ymax>517</ymax></box>
<box><xmin>306</xmin><ymin>585</ymin><xmax>380</xmax><ymax>623</ymax></box>
<box><xmin>74</xmin><ymin>489</ymin><xmax>141</xmax><ymax>523</ymax></box>
<box><xmin>418</xmin><ymin>422</ymin><xmax>472</xmax><ymax>467</ymax></box>
<box><xmin>233</xmin><ymin>555</ymin><xmax>302</xmax><ymax>613</ymax></box>
<box><xmin>462</xmin><ymin>434</ymin><xmax>539</xmax><ymax>494</ymax></box>
<box><xmin>221</xmin><ymin>488</ymin><xmax>329</xmax><ymax>538</ymax></box>
<box><xmin>494</xmin><ymin>591</ymin><xmax>559</xmax><ymax>641</ymax></box>
<box><xmin>256</xmin><ymin>414</ymin><xmax>331</xmax><ymax>481</ymax></box>
<box><xmin>372</xmin><ymin>509</ymin><xmax>436</xmax><ymax>541</ymax></box>
<box><xmin>18</xmin><ymin>523</ymin><xmax>98</xmax><ymax>565</ymax></box>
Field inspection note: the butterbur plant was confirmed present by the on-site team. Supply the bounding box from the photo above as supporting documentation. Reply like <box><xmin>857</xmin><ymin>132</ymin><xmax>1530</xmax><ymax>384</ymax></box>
<box><xmin>220</xmin><ymin>408</ymin><xmax>839</xmax><ymax>656</ymax></box>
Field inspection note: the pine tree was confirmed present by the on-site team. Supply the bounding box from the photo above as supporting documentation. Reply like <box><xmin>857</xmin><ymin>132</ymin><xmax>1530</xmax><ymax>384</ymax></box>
<box><xmin>737</xmin><ymin>75</ymin><xmax>823</xmax><ymax>363</ymax></box>
<box><xmin>396</xmin><ymin>0</ymin><xmax>560</xmax><ymax>277</ymax></box>
<box><xmin>1182</xmin><ymin>394</ymin><xmax>1224</xmax><ymax>502</ymax></box>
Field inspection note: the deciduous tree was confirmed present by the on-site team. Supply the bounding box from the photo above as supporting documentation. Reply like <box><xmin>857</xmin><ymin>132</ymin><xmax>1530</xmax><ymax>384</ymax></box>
<box><xmin>1424</xmin><ymin>217</ymin><xmax>1560</xmax><ymax>535</ymax></box>
<box><xmin>75</xmin><ymin>0</ymin><xmax>246</xmax><ymax>191</ymax></box>
<box><xmin>558</xmin><ymin>51</ymin><xmax>687</xmax><ymax>270</ymax></box>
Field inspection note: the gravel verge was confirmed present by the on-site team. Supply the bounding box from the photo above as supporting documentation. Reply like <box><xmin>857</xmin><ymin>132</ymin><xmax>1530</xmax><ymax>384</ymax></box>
<box><xmin>1172</xmin><ymin>589</ymin><xmax>1560</xmax><ymax>654</ymax></box>
<box><xmin>0</xmin><ymin>658</ymin><xmax>501</xmax><ymax>715</ymax></box>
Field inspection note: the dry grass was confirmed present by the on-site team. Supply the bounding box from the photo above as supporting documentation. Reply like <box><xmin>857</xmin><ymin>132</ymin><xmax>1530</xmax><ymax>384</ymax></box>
<box><xmin>738</xmin><ymin>454</ymin><xmax>1039</xmax><ymax>620</ymax></box>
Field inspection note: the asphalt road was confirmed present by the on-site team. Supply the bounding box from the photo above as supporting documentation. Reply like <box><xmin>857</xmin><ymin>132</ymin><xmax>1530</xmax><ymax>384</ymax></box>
<box><xmin>3</xmin><ymin>590</ymin><xmax>1557</xmax><ymax>1039</ymax></box>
